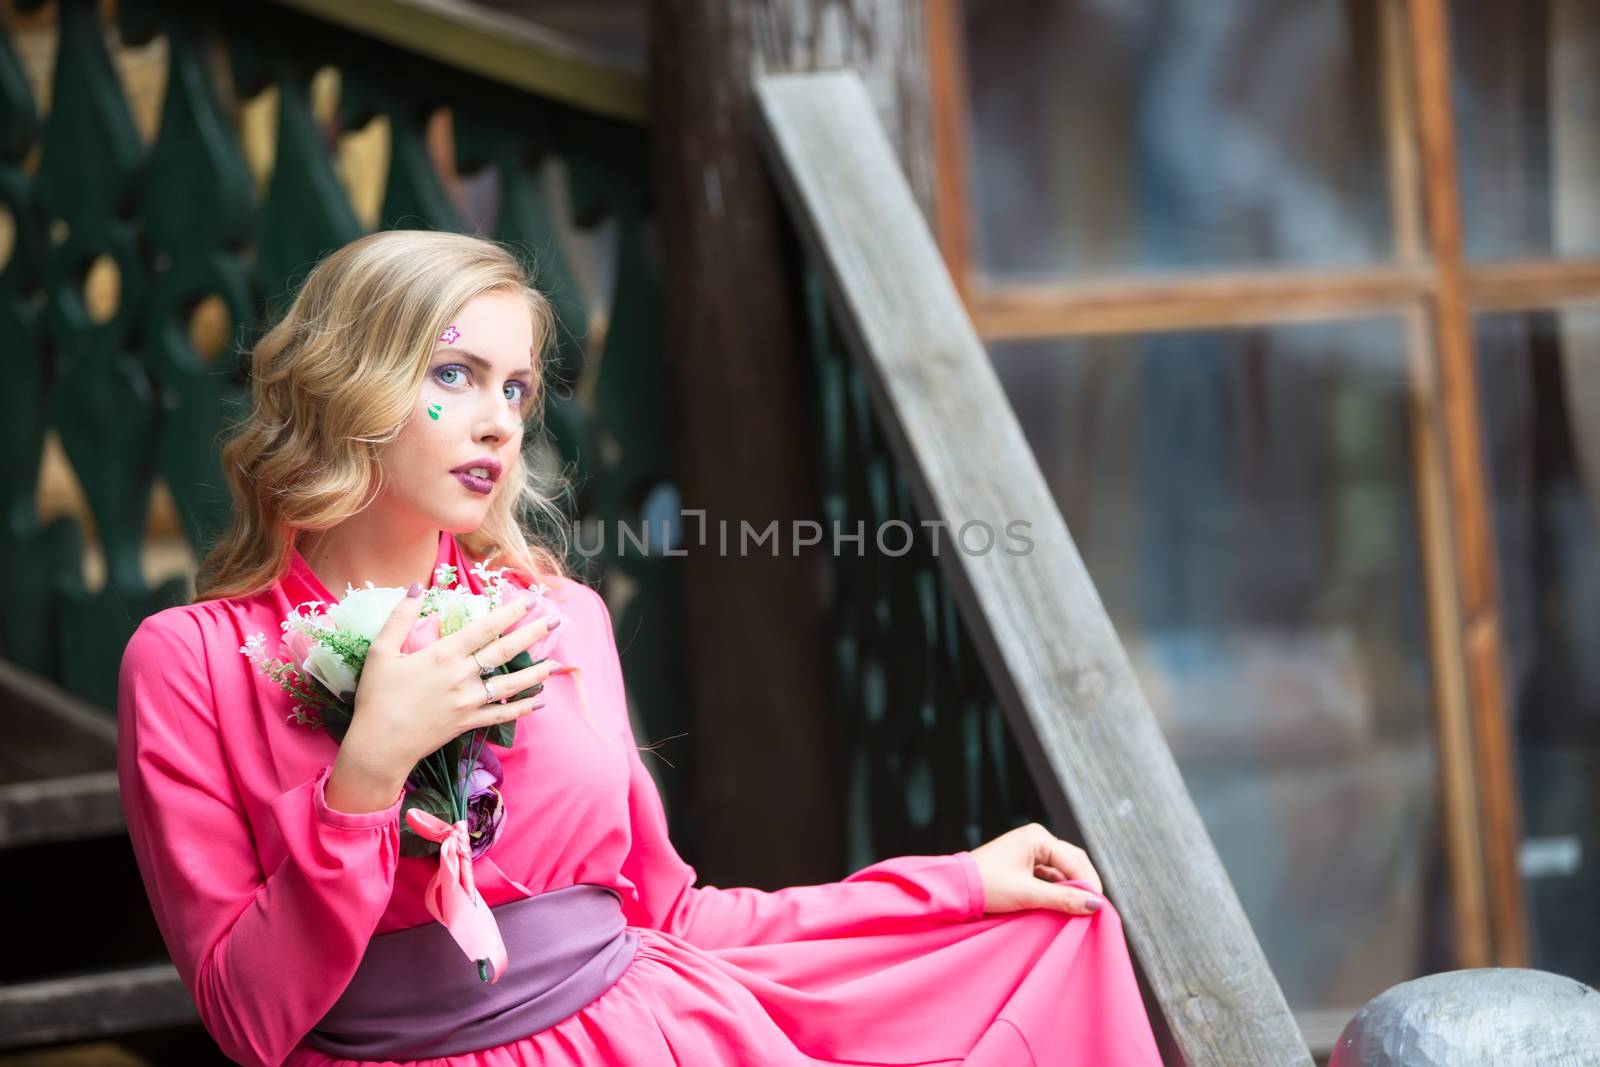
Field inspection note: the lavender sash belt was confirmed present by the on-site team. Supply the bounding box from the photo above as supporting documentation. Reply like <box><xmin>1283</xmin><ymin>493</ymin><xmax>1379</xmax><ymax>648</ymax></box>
<box><xmin>305</xmin><ymin>884</ymin><xmax>640</xmax><ymax>1060</ymax></box>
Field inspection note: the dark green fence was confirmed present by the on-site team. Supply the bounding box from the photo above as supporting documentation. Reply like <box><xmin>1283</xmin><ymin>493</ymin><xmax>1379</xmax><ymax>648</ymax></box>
<box><xmin>802</xmin><ymin>273</ymin><xmax>1050</xmax><ymax>868</ymax></box>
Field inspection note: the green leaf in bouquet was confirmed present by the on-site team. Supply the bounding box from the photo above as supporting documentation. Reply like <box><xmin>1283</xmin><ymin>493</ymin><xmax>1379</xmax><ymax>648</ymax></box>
<box><xmin>506</xmin><ymin>679</ymin><xmax>544</xmax><ymax>702</ymax></box>
<box><xmin>399</xmin><ymin>786</ymin><xmax>453</xmax><ymax>857</ymax></box>
<box><xmin>503</xmin><ymin>650</ymin><xmax>535</xmax><ymax>671</ymax></box>
<box><xmin>294</xmin><ymin>672</ymin><xmax>355</xmax><ymax>744</ymax></box>
<box><xmin>442</xmin><ymin>733</ymin><xmax>467</xmax><ymax>774</ymax></box>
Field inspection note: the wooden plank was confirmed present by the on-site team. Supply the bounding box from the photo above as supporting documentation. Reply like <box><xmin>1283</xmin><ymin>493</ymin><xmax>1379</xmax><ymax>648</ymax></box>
<box><xmin>0</xmin><ymin>964</ymin><xmax>197</xmax><ymax>1049</ymax></box>
<box><xmin>972</xmin><ymin>267</ymin><xmax>1432</xmax><ymax>338</ymax></box>
<box><xmin>269</xmin><ymin>0</ymin><xmax>647</xmax><ymax>122</ymax></box>
<box><xmin>1408</xmin><ymin>0</ymin><xmax>1530</xmax><ymax>966</ymax></box>
<box><xmin>0</xmin><ymin>657</ymin><xmax>118</xmax><ymax>785</ymax></box>
<box><xmin>923</xmin><ymin>0</ymin><xmax>973</xmax><ymax>306</ymax></box>
<box><xmin>754</xmin><ymin>70</ymin><xmax>1313</xmax><ymax>1067</ymax></box>
<box><xmin>0</xmin><ymin>770</ymin><xmax>124</xmax><ymax>848</ymax></box>
<box><xmin>649</xmin><ymin>0</ymin><xmax>944</xmax><ymax>892</ymax></box>
<box><xmin>1379</xmin><ymin>0</ymin><xmax>1493</xmax><ymax>968</ymax></box>
<box><xmin>957</xmin><ymin>259</ymin><xmax>1600</xmax><ymax>340</ymax></box>
<box><xmin>1464</xmin><ymin>259</ymin><xmax>1600</xmax><ymax>312</ymax></box>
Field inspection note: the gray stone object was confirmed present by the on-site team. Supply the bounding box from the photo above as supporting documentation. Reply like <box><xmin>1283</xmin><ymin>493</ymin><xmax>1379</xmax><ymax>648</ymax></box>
<box><xmin>1330</xmin><ymin>968</ymin><xmax>1600</xmax><ymax>1066</ymax></box>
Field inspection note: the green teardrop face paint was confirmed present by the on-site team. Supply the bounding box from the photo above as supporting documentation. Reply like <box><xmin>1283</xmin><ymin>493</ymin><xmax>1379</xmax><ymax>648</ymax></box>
<box><xmin>427</xmin><ymin>401</ymin><xmax>442</xmax><ymax>421</ymax></box>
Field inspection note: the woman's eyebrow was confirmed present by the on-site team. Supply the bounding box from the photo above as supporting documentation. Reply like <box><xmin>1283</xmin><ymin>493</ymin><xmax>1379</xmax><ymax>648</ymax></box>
<box><xmin>433</xmin><ymin>348</ymin><xmax>535</xmax><ymax>377</ymax></box>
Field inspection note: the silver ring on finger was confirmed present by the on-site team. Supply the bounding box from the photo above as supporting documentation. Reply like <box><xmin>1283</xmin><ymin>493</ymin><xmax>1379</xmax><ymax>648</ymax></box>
<box><xmin>482</xmin><ymin>675</ymin><xmax>497</xmax><ymax>703</ymax></box>
<box><xmin>471</xmin><ymin>648</ymin><xmax>493</xmax><ymax>676</ymax></box>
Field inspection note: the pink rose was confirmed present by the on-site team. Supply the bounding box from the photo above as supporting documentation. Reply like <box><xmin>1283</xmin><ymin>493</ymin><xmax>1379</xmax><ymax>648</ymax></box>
<box><xmin>400</xmin><ymin>613</ymin><xmax>442</xmax><ymax>655</ymax></box>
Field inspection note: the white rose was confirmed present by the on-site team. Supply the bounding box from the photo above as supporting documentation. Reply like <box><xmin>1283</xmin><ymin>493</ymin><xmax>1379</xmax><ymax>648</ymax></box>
<box><xmin>325</xmin><ymin>586</ymin><xmax>408</xmax><ymax>642</ymax></box>
<box><xmin>301</xmin><ymin>642</ymin><xmax>359</xmax><ymax>700</ymax></box>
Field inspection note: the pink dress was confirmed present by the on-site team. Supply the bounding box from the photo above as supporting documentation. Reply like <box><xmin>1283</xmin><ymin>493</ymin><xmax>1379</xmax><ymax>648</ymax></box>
<box><xmin>116</xmin><ymin>530</ymin><xmax>1162</xmax><ymax>1066</ymax></box>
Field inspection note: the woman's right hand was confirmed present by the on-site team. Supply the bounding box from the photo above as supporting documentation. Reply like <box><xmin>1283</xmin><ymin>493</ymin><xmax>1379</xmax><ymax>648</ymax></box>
<box><xmin>327</xmin><ymin>584</ymin><xmax>565</xmax><ymax>813</ymax></box>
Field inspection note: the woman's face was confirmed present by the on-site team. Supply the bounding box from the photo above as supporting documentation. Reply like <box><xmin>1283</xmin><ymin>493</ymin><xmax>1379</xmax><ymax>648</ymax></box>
<box><xmin>376</xmin><ymin>288</ymin><xmax>536</xmax><ymax>534</ymax></box>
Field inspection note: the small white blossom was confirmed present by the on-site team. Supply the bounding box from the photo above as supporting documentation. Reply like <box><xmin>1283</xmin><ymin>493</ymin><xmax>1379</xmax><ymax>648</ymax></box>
<box><xmin>469</xmin><ymin>557</ymin><xmax>522</xmax><ymax>608</ymax></box>
<box><xmin>282</xmin><ymin>613</ymin><xmax>332</xmax><ymax>638</ymax></box>
<box><xmin>239</xmin><ymin>632</ymin><xmax>269</xmax><ymax>667</ymax></box>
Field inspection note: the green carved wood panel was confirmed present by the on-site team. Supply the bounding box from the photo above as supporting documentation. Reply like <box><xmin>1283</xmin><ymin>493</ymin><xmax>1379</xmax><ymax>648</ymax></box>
<box><xmin>0</xmin><ymin>0</ymin><xmax>682</xmax><ymax>807</ymax></box>
<box><xmin>129</xmin><ymin>14</ymin><xmax>254</xmax><ymax>555</ymax></box>
<box><xmin>0</xmin><ymin>6</ymin><xmax>73</xmax><ymax>680</ymax></box>
<box><xmin>26</xmin><ymin>0</ymin><xmax>186</xmax><ymax>701</ymax></box>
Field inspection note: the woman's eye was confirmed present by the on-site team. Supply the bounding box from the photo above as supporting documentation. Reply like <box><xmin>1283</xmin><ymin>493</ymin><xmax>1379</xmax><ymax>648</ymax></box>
<box><xmin>505</xmin><ymin>381</ymin><xmax>529</xmax><ymax>404</ymax></box>
<box><xmin>435</xmin><ymin>366</ymin><xmax>466</xmax><ymax>387</ymax></box>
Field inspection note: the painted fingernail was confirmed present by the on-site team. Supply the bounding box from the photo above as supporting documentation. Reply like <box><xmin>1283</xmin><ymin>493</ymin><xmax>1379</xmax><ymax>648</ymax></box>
<box><xmin>407</xmin><ymin>582</ymin><xmax>422</xmax><ymax>598</ymax></box>
<box><xmin>545</xmin><ymin>615</ymin><xmax>562</xmax><ymax>629</ymax></box>
<box><xmin>1084</xmin><ymin>896</ymin><xmax>1103</xmax><ymax>912</ymax></box>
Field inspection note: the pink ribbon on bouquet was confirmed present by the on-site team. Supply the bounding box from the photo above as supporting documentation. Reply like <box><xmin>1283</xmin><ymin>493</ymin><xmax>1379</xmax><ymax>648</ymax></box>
<box><xmin>404</xmin><ymin>808</ymin><xmax>508</xmax><ymax>984</ymax></box>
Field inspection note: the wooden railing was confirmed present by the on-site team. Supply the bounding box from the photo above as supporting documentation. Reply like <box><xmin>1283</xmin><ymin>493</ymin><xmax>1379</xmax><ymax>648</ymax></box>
<box><xmin>756</xmin><ymin>69</ymin><xmax>1316</xmax><ymax>1066</ymax></box>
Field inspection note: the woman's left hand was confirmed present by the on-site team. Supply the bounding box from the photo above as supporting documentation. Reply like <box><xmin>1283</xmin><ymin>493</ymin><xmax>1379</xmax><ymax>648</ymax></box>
<box><xmin>968</xmin><ymin>822</ymin><xmax>1106</xmax><ymax>917</ymax></box>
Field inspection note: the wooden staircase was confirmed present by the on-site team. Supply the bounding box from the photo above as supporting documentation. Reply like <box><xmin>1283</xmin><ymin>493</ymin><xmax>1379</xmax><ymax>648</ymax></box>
<box><xmin>0</xmin><ymin>657</ymin><xmax>208</xmax><ymax>1056</ymax></box>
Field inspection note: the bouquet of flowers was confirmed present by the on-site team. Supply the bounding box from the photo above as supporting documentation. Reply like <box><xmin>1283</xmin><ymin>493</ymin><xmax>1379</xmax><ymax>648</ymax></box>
<box><xmin>239</xmin><ymin>557</ymin><xmax>568</xmax><ymax>982</ymax></box>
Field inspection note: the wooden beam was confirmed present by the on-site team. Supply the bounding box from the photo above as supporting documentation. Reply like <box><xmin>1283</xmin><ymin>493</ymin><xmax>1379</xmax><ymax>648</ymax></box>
<box><xmin>1408</xmin><ymin>0</ymin><xmax>1530</xmax><ymax>965</ymax></box>
<box><xmin>965</xmin><ymin>255</ymin><xmax>1600</xmax><ymax>340</ymax></box>
<box><xmin>972</xmin><ymin>267</ymin><xmax>1432</xmax><ymax>339</ymax></box>
<box><xmin>1464</xmin><ymin>259</ymin><xmax>1600</xmax><ymax>312</ymax></box>
<box><xmin>0</xmin><ymin>656</ymin><xmax>118</xmax><ymax>783</ymax></box>
<box><xmin>1379</xmin><ymin>0</ymin><xmax>1492</xmax><ymax>969</ymax></box>
<box><xmin>0</xmin><ymin>964</ymin><xmax>197</xmax><ymax>1049</ymax></box>
<box><xmin>0</xmin><ymin>770</ymin><xmax>123</xmax><ymax>847</ymax></box>
<box><xmin>650</xmin><ymin>0</ymin><xmax>948</xmax><ymax>892</ymax></box>
<box><xmin>958</xmin><ymin>258</ymin><xmax>1600</xmax><ymax>341</ymax></box>
<box><xmin>269</xmin><ymin>0</ymin><xmax>647</xmax><ymax>122</ymax></box>
<box><xmin>755</xmin><ymin>69</ymin><xmax>1312</xmax><ymax>1067</ymax></box>
<box><xmin>924</xmin><ymin>0</ymin><xmax>973</xmax><ymax>306</ymax></box>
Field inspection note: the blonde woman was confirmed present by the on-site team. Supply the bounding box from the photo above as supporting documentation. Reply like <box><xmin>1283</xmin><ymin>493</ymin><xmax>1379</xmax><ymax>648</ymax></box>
<box><xmin>116</xmin><ymin>229</ymin><xmax>1161</xmax><ymax>1066</ymax></box>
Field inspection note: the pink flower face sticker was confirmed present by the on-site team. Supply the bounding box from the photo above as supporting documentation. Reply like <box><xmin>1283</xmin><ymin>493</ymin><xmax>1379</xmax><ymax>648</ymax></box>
<box><xmin>439</xmin><ymin>324</ymin><xmax>461</xmax><ymax>345</ymax></box>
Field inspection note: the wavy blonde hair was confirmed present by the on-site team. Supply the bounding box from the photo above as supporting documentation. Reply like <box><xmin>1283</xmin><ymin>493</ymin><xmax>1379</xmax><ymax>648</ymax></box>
<box><xmin>194</xmin><ymin>230</ymin><xmax>571</xmax><ymax>602</ymax></box>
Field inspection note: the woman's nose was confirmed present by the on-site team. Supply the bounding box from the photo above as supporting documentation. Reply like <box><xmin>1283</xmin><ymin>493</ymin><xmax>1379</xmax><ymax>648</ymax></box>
<box><xmin>475</xmin><ymin>396</ymin><xmax>521</xmax><ymax>443</ymax></box>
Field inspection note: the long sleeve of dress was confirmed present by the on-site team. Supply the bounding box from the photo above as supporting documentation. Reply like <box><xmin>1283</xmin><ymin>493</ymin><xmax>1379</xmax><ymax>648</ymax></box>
<box><xmin>117</xmin><ymin>615</ymin><xmax>405</xmax><ymax>1067</ymax></box>
<box><xmin>595</xmin><ymin>594</ymin><xmax>988</xmax><ymax>952</ymax></box>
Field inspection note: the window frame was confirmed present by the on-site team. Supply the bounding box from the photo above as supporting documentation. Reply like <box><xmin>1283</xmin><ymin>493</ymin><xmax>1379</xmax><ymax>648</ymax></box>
<box><xmin>928</xmin><ymin>0</ymin><xmax>1583</xmax><ymax>989</ymax></box>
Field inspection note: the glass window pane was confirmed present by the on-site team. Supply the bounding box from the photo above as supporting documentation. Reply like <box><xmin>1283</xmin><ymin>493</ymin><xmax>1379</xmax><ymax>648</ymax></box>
<box><xmin>1451</xmin><ymin>0</ymin><xmax>1600</xmax><ymax>260</ymax></box>
<box><xmin>1475</xmin><ymin>310</ymin><xmax>1600</xmax><ymax>987</ymax></box>
<box><xmin>961</xmin><ymin>0</ymin><xmax>1393</xmax><ymax>280</ymax></box>
<box><xmin>988</xmin><ymin>319</ymin><xmax>1450</xmax><ymax>1012</ymax></box>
